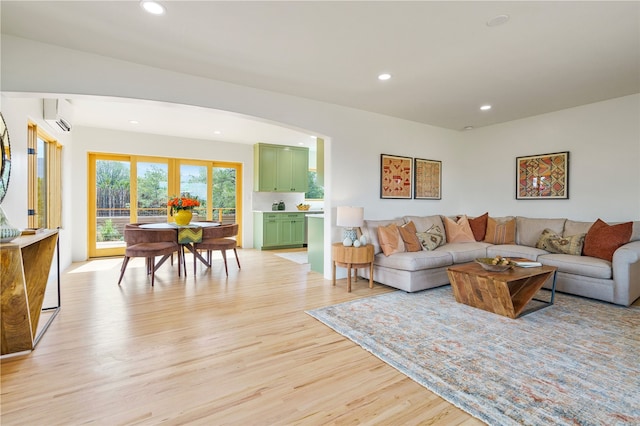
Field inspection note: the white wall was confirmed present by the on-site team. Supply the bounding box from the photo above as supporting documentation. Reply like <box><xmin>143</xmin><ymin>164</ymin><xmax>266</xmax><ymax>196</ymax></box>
<box><xmin>1</xmin><ymin>36</ymin><xmax>463</xmax><ymax>276</ymax></box>
<box><xmin>457</xmin><ymin>94</ymin><xmax>640</xmax><ymax>221</ymax></box>
<box><xmin>2</xmin><ymin>35</ymin><xmax>639</xmax><ymax>279</ymax></box>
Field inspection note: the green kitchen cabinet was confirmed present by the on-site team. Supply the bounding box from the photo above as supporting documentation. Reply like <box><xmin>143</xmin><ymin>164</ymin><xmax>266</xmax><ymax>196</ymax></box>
<box><xmin>254</xmin><ymin>212</ymin><xmax>306</xmax><ymax>249</ymax></box>
<box><xmin>279</xmin><ymin>213</ymin><xmax>305</xmax><ymax>246</ymax></box>
<box><xmin>254</xmin><ymin>143</ymin><xmax>309</xmax><ymax>192</ymax></box>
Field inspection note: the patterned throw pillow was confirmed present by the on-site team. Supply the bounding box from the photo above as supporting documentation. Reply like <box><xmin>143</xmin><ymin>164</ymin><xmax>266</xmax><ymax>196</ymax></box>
<box><xmin>443</xmin><ymin>215</ymin><xmax>476</xmax><ymax>243</ymax></box>
<box><xmin>416</xmin><ymin>225</ymin><xmax>445</xmax><ymax>251</ymax></box>
<box><xmin>583</xmin><ymin>218</ymin><xmax>632</xmax><ymax>261</ymax></box>
<box><xmin>536</xmin><ymin>228</ymin><xmax>585</xmax><ymax>255</ymax></box>
<box><xmin>377</xmin><ymin>223</ymin><xmax>406</xmax><ymax>256</ymax></box>
<box><xmin>484</xmin><ymin>217</ymin><xmax>516</xmax><ymax>244</ymax></box>
<box><xmin>398</xmin><ymin>221</ymin><xmax>422</xmax><ymax>252</ymax></box>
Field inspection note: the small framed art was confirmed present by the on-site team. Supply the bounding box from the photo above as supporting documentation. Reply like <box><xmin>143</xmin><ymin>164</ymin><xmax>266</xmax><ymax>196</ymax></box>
<box><xmin>380</xmin><ymin>154</ymin><xmax>412</xmax><ymax>199</ymax></box>
<box><xmin>414</xmin><ymin>158</ymin><xmax>441</xmax><ymax>200</ymax></box>
<box><xmin>516</xmin><ymin>151</ymin><xmax>569</xmax><ymax>199</ymax></box>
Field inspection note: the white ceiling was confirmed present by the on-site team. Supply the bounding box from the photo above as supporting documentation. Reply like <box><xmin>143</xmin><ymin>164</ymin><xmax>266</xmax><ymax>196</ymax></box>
<box><xmin>2</xmin><ymin>1</ymin><xmax>639</xmax><ymax>142</ymax></box>
<box><xmin>69</xmin><ymin>97</ymin><xmax>320</xmax><ymax>147</ymax></box>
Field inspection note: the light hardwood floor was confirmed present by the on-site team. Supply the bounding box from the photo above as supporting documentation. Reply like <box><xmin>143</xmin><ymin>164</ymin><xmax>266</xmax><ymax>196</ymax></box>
<box><xmin>0</xmin><ymin>248</ymin><xmax>483</xmax><ymax>425</ymax></box>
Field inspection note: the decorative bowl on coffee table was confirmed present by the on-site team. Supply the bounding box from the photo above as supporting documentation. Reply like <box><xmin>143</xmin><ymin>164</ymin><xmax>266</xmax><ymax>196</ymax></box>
<box><xmin>475</xmin><ymin>257</ymin><xmax>513</xmax><ymax>272</ymax></box>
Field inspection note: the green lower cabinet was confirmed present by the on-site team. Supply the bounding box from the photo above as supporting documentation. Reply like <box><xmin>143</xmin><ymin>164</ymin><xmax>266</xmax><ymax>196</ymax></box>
<box><xmin>263</xmin><ymin>217</ymin><xmax>280</xmax><ymax>247</ymax></box>
<box><xmin>254</xmin><ymin>212</ymin><xmax>305</xmax><ymax>249</ymax></box>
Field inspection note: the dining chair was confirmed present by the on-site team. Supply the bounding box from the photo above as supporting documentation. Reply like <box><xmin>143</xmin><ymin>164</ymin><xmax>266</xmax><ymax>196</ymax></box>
<box><xmin>193</xmin><ymin>223</ymin><xmax>240</xmax><ymax>276</ymax></box>
<box><xmin>118</xmin><ymin>223</ymin><xmax>181</xmax><ymax>286</ymax></box>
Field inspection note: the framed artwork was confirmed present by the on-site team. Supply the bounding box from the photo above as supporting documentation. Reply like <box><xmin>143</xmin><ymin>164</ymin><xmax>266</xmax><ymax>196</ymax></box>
<box><xmin>516</xmin><ymin>151</ymin><xmax>569</xmax><ymax>199</ymax></box>
<box><xmin>380</xmin><ymin>154</ymin><xmax>412</xmax><ymax>199</ymax></box>
<box><xmin>414</xmin><ymin>158</ymin><xmax>441</xmax><ymax>200</ymax></box>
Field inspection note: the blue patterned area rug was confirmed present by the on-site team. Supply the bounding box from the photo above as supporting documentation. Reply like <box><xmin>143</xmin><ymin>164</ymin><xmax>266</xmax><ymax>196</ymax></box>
<box><xmin>306</xmin><ymin>286</ymin><xmax>640</xmax><ymax>425</ymax></box>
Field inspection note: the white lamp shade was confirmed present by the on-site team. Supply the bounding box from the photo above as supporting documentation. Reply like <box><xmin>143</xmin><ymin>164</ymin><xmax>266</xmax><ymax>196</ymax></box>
<box><xmin>336</xmin><ymin>206</ymin><xmax>364</xmax><ymax>228</ymax></box>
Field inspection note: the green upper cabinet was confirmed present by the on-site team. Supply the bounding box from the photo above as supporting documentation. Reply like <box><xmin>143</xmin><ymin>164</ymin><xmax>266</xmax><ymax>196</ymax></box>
<box><xmin>254</xmin><ymin>143</ymin><xmax>309</xmax><ymax>192</ymax></box>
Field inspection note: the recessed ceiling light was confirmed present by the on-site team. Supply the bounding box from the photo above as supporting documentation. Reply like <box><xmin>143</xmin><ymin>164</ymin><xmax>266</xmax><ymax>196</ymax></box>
<box><xmin>129</xmin><ymin>120</ymin><xmax>139</xmax><ymax>125</ymax></box>
<box><xmin>464</xmin><ymin>126</ymin><xmax>474</xmax><ymax>131</ymax></box>
<box><xmin>298</xmin><ymin>142</ymin><xmax>305</xmax><ymax>146</ymax></box>
<box><xmin>480</xmin><ymin>105</ymin><xmax>492</xmax><ymax>111</ymax></box>
<box><xmin>378</xmin><ymin>73</ymin><xmax>391</xmax><ymax>81</ymax></box>
<box><xmin>214</xmin><ymin>130</ymin><xmax>221</xmax><ymax>135</ymax></box>
<box><xmin>487</xmin><ymin>14</ymin><xmax>509</xmax><ymax>27</ymax></box>
<box><xmin>310</xmin><ymin>135</ymin><xmax>317</xmax><ymax>139</ymax></box>
<box><xmin>140</xmin><ymin>1</ymin><xmax>165</xmax><ymax>15</ymax></box>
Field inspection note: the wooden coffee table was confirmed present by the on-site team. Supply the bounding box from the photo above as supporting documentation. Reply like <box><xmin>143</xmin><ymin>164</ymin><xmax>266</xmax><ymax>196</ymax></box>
<box><xmin>446</xmin><ymin>261</ymin><xmax>557</xmax><ymax>319</ymax></box>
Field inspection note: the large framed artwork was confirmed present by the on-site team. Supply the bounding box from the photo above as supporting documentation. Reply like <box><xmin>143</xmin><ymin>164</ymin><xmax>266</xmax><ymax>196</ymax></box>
<box><xmin>414</xmin><ymin>158</ymin><xmax>441</xmax><ymax>200</ymax></box>
<box><xmin>516</xmin><ymin>151</ymin><xmax>569</xmax><ymax>199</ymax></box>
<box><xmin>380</xmin><ymin>154</ymin><xmax>412</xmax><ymax>199</ymax></box>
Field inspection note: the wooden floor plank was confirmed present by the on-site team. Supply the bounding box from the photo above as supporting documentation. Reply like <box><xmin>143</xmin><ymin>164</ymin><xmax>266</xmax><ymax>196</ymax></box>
<box><xmin>0</xmin><ymin>249</ymin><xmax>483</xmax><ymax>425</ymax></box>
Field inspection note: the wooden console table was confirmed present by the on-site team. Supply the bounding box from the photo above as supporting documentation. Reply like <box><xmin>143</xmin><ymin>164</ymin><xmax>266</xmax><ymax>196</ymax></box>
<box><xmin>1</xmin><ymin>229</ymin><xmax>60</xmax><ymax>355</ymax></box>
<box><xmin>332</xmin><ymin>242</ymin><xmax>374</xmax><ymax>292</ymax></box>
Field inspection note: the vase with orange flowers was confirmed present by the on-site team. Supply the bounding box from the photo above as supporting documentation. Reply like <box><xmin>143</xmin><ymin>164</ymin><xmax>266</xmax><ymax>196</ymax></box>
<box><xmin>168</xmin><ymin>195</ymin><xmax>200</xmax><ymax>226</ymax></box>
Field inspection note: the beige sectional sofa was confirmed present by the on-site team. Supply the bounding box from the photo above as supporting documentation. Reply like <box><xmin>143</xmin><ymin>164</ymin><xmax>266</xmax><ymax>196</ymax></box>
<box><xmin>359</xmin><ymin>215</ymin><xmax>640</xmax><ymax>306</ymax></box>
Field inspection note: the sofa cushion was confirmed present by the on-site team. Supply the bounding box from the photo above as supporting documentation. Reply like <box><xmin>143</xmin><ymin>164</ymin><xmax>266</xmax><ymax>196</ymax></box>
<box><xmin>374</xmin><ymin>250</ymin><xmax>452</xmax><ymax>272</ymax></box>
<box><xmin>563</xmin><ymin>220</ymin><xmax>593</xmax><ymax>237</ymax></box>
<box><xmin>362</xmin><ymin>218</ymin><xmax>405</xmax><ymax>255</ymax></box>
<box><xmin>468</xmin><ymin>212</ymin><xmax>488</xmax><ymax>241</ymax></box>
<box><xmin>487</xmin><ymin>244</ymin><xmax>549</xmax><ymax>261</ymax></box>
<box><xmin>632</xmin><ymin>222</ymin><xmax>640</xmax><ymax>242</ymax></box>
<box><xmin>538</xmin><ymin>253</ymin><xmax>612</xmax><ymax>280</ymax></box>
<box><xmin>398</xmin><ymin>221</ymin><xmax>422</xmax><ymax>252</ymax></box>
<box><xmin>516</xmin><ymin>216</ymin><xmax>566</xmax><ymax>247</ymax></box>
<box><xmin>565</xmin><ymin>219</ymin><xmax>640</xmax><ymax>243</ymax></box>
<box><xmin>404</xmin><ymin>215</ymin><xmax>446</xmax><ymax>237</ymax></box>
<box><xmin>583</xmin><ymin>218</ymin><xmax>633</xmax><ymax>261</ymax></box>
<box><xmin>484</xmin><ymin>217</ymin><xmax>516</xmax><ymax>244</ymax></box>
<box><xmin>378</xmin><ymin>223</ymin><xmax>406</xmax><ymax>256</ymax></box>
<box><xmin>535</xmin><ymin>228</ymin><xmax>585</xmax><ymax>256</ymax></box>
<box><xmin>443</xmin><ymin>215</ymin><xmax>475</xmax><ymax>243</ymax></box>
<box><xmin>416</xmin><ymin>225</ymin><xmax>445</xmax><ymax>251</ymax></box>
<box><xmin>437</xmin><ymin>242</ymin><xmax>491</xmax><ymax>263</ymax></box>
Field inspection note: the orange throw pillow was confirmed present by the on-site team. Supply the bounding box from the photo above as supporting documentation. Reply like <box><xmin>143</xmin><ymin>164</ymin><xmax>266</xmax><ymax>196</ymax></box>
<box><xmin>399</xmin><ymin>221</ymin><xmax>422</xmax><ymax>252</ymax></box>
<box><xmin>468</xmin><ymin>212</ymin><xmax>488</xmax><ymax>241</ymax></box>
<box><xmin>377</xmin><ymin>223</ymin><xmax>406</xmax><ymax>256</ymax></box>
<box><xmin>484</xmin><ymin>217</ymin><xmax>516</xmax><ymax>244</ymax></box>
<box><xmin>583</xmin><ymin>218</ymin><xmax>632</xmax><ymax>261</ymax></box>
<box><xmin>443</xmin><ymin>215</ymin><xmax>475</xmax><ymax>243</ymax></box>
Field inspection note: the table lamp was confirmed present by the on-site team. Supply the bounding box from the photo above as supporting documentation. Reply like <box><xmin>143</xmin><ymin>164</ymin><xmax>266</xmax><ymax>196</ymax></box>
<box><xmin>336</xmin><ymin>206</ymin><xmax>364</xmax><ymax>245</ymax></box>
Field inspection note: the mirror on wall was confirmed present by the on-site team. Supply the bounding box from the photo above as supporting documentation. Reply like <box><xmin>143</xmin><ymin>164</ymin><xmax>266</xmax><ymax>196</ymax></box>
<box><xmin>0</xmin><ymin>112</ymin><xmax>11</xmax><ymax>204</ymax></box>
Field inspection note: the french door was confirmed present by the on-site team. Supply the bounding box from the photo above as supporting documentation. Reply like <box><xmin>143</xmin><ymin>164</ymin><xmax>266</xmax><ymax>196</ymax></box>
<box><xmin>88</xmin><ymin>154</ymin><xmax>242</xmax><ymax>258</ymax></box>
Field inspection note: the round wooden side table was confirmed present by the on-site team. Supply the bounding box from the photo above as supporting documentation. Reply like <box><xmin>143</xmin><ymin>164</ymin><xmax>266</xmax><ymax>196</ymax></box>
<box><xmin>331</xmin><ymin>242</ymin><xmax>374</xmax><ymax>292</ymax></box>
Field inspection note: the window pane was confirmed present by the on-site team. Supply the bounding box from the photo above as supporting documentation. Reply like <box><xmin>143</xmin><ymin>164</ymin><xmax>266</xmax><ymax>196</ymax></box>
<box><xmin>180</xmin><ymin>164</ymin><xmax>207</xmax><ymax>219</ymax></box>
<box><xmin>95</xmin><ymin>160</ymin><xmax>130</xmax><ymax>248</ymax></box>
<box><xmin>305</xmin><ymin>170</ymin><xmax>324</xmax><ymax>200</ymax></box>
<box><xmin>137</xmin><ymin>162</ymin><xmax>168</xmax><ymax>223</ymax></box>
<box><xmin>37</xmin><ymin>137</ymin><xmax>47</xmax><ymax>228</ymax></box>
<box><xmin>212</xmin><ymin>166</ymin><xmax>236</xmax><ymax>224</ymax></box>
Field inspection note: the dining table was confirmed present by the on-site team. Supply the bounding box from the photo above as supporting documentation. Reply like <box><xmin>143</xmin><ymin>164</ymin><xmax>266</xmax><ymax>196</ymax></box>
<box><xmin>139</xmin><ymin>222</ymin><xmax>220</xmax><ymax>275</ymax></box>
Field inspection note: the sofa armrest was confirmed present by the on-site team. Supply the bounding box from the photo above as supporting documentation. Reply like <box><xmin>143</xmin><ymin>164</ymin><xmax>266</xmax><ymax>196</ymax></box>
<box><xmin>612</xmin><ymin>241</ymin><xmax>640</xmax><ymax>306</ymax></box>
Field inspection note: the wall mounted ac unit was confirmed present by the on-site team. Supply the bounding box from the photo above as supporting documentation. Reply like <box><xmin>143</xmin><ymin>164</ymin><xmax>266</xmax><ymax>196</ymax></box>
<box><xmin>43</xmin><ymin>99</ymin><xmax>73</xmax><ymax>132</ymax></box>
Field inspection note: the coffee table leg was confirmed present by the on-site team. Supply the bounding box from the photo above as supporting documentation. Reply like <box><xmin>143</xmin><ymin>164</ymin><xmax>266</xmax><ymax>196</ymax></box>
<box><xmin>549</xmin><ymin>270</ymin><xmax>557</xmax><ymax>304</ymax></box>
<box><xmin>523</xmin><ymin>270</ymin><xmax>559</xmax><ymax>317</ymax></box>
<box><xmin>332</xmin><ymin>261</ymin><xmax>336</xmax><ymax>286</ymax></box>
